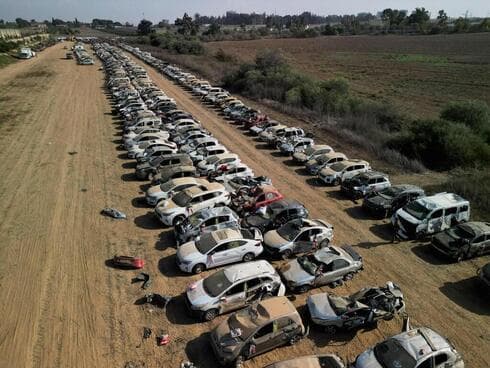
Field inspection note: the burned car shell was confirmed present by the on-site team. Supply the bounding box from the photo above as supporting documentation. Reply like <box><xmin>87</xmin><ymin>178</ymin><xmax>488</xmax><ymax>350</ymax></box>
<box><xmin>340</xmin><ymin>171</ymin><xmax>391</xmax><ymax>200</ymax></box>
<box><xmin>305</xmin><ymin>151</ymin><xmax>348</xmax><ymax>175</ymax></box>
<box><xmin>362</xmin><ymin>184</ymin><xmax>425</xmax><ymax>218</ymax></box>
<box><xmin>292</xmin><ymin>144</ymin><xmax>334</xmax><ymax>164</ymax></box>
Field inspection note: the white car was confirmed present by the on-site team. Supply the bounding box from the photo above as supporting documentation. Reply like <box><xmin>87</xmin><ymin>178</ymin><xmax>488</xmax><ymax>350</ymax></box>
<box><xmin>176</xmin><ymin>228</ymin><xmax>263</xmax><ymax>274</ymax></box>
<box><xmin>180</xmin><ymin>137</ymin><xmax>218</xmax><ymax>153</ymax></box>
<box><xmin>154</xmin><ymin>183</ymin><xmax>231</xmax><ymax>226</ymax></box>
<box><xmin>124</xmin><ymin>131</ymin><xmax>169</xmax><ymax>150</ymax></box>
<box><xmin>212</xmin><ymin>163</ymin><xmax>254</xmax><ymax>183</ymax></box>
<box><xmin>197</xmin><ymin>153</ymin><xmax>240</xmax><ymax>175</ymax></box>
<box><xmin>318</xmin><ymin>159</ymin><xmax>371</xmax><ymax>185</ymax></box>
<box><xmin>145</xmin><ymin>177</ymin><xmax>211</xmax><ymax>206</ymax></box>
<box><xmin>190</xmin><ymin>145</ymin><xmax>228</xmax><ymax>163</ymax></box>
<box><xmin>136</xmin><ymin>144</ymin><xmax>178</xmax><ymax>161</ymax></box>
<box><xmin>123</xmin><ymin>127</ymin><xmax>162</xmax><ymax>141</ymax></box>
<box><xmin>127</xmin><ymin>139</ymin><xmax>176</xmax><ymax>159</ymax></box>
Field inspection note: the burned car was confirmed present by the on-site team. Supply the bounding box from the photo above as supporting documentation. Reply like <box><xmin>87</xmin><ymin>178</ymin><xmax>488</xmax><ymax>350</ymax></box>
<box><xmin>230</xmin><ymin>184</ymin><xmax>284</xmax><ymax>215</ymax></box>
<box><xmin>174</xmin><ymin>206</ymin><xmax>240</xmax><ymax>245</ymax></box>
<box><xmin>280</xmin><ymin>245</ymin><xmax>363</xmax><ymax>293</ymax></box>
<box><xmin>224</xmin><ymin>175</ymin><xmax>272</xmax><ymax>192</ymax></box>
<box><xmin>264</xmin><ymin>354</ymin><xmax>345</xmax><ymax>368</ymax></box>
<box><xmin>241</xmin><ymin>199</ymin><xmax>309</xmax><ymax>233</ymax></box>
<box><xmin>150</xmin><ymin>165</ymin><xmax>197</xmax><ymax>186</ymax></box>
<box><xmin>430</xmin><ymin>221</ymin><xmax>490</xmax><ymax>262</ymax></box>
<box><xmin>362</xmin><ymin>184</ymin><xmax>425</xmax><ymax>218</ymax></box>
<box><xmin>307</xmin><ymin>281</ymin><xmax>405</xmax><ymax>334</ymax></box>
<box><xmin>210</xmin><ymin>297</ymin><xmax>308</xmax><ymax>367</ymax></box>
<box><xmin>340</xmin><ymin>171</ymin><xmax>391</xmax><ymax>200</ymax></box>
<box><xmin>263</xmin><ymin>218</ymin><xmax>334</xmax><ymax>259</ymax></box>
<box><xmin>305</xmin><ymin>151</ymin><xmax>348</xmax><ymax>175</ymax></box>
<box><xmin>292</xmin><ymin>144</ymin><xmax>334</xmax><ymax>164</ymax></box>
<box><xmin>278</xmin><ymin>137</ymin><xmax>314</xmax><ymax>155</ymax></box>
<box><xmin>478</xmin><ymin>263</ymin><xmax>490</xmax><ymax>288</ymax></box>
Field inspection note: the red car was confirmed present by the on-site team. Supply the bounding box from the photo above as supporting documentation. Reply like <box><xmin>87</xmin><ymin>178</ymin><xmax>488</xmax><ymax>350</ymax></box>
<box><xmin>232</xmin><ymin>184</ymin><xmax>284</xmax><ymax>214</ymax></box>
<box><xmin>112</xmin><ymin>255</ymin><xmax>145</xmax><ymax>269</ymax></box>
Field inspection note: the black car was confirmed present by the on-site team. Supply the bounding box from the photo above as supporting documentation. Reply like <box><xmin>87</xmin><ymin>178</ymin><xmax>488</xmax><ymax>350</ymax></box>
<box><xmin>340</xmin><ymin>171</ymin><xmax>390</xmax><ymax>200</ymax></box>
<box><xmin>226</xmin><ymin>175</ymin><xmax>272</xmax><ymax>192</ymax></box>
<box><xmin>362</xmin><ymin>184</ymin><xmax>425</xmax><ymax>218</ymax></box>
<box><xmin>242</xmin><ymin>199</ymin><xmax>309</xmax><ymax>233</ymax></box>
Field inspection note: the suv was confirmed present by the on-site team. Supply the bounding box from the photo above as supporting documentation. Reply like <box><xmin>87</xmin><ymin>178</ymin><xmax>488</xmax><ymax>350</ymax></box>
<box><xmin>318</xmin><ymin>159</ymin><xmax>371</xmax><ymax>185</ymax></box>
<box><xmin>145</xmin><ymin>177</ymin><xmax>210</xmax><ymax>206</ymax></box>
<box><xmin>278</xmin><ymin>137</ymin><xmax>314</xmax><ymax>155</ymax></box>
<box><xmin>210</xmin><ymin>297</ymin><xmax>308</xmax><ymax>366</ymax></box>
<box><xmin>351</xmin><ymin>324</ymin><xmax>464</xmax><ymax>368</ymax></box>
<box><xmin>185</xmin><ymin>260</ymin><xmax>286</xmax><ymax>321</ymax></box>
<box><xmin>292</xmin><ymin>144</ymin><xmax>334</xmax><ymax>164</ymax></box>
<box><xmin>392</xmin><ymin>193</ymin><xmax>470</xmax><ymax>240</ymax></box>
<box><xmin>242</xmin><ymin>199</ymin><xmax>309</xmax><ymax>233</ymax></box>
<box><xmin>176</xmin><ymin>228</ymin><xmax>263</xmax><ymax>274</ymax></box>
<box><xmin>306</xmin><ymin>151</ymin><xmax>348</xmax><ymax>175</ymax></box>
<box><xmin>174</xmin><ymin>206</ymin><xmax>240</xmax><ymax>245</ymax></box>
<box><xmin>362</xmin><ymin>184</ymin><xmax>425</xmax><ymax>218</ymax></box>
<box><xmin>340</xmin><ymin>171</ymin><xmax>391</xmax><ymax>200</ymax></box>
<box><xmin>264</xmin><ymin>218</ymin><xmax>334</xmax><ymax>259</ymax></box>
<box><xmin>431</xmin><ymin>221</ymin><xmax>490</xmax><ymax>262</ymax></box>
<box><xmin>197</xmin><ymin>153</ymin><xmax>241</xmax><ymax>175</ymax></box>
<box><xmin>190</xmin><ymin>145</ymin><xmax>228</xmax><ymax>164</ymax></box>
<box><xmin>150</xmin><ymin>165</ymin><xmax>197</xmax><ymax>185</ymax></box>
<box><xmin>136</xmin><ymin>154</ymin><xmax>192</xmax><ymax>180</ymax></box>
<box><xmin>154</xmin><ymin>183</ymin><xmax>230</xmax><ymax>226</ymax></box>
<box><xmin>272</xmin><ymin>127</ymin><xmax>305</xmax><ymax>147</ymax></box>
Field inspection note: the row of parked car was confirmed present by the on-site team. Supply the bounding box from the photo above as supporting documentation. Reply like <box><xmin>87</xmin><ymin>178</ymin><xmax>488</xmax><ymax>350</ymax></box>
<box><xmin>96</xmin><ymin>42</ymin><xmax>467</xmax><ymax>368</ymax></box>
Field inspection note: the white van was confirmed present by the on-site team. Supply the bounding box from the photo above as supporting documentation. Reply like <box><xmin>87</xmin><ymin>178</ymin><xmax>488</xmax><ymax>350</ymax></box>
<box><xmin>392</xmin><ymin>193</ymin><xmax>470</xmax><ymax>239</ymax></box>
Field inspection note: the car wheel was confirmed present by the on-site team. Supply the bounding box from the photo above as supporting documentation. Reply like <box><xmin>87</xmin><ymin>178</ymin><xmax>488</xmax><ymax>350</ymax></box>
<box><xmin>343</xmin><ymin>272</ymin><xmax>355</xmax><ymax>281</ymax></box>
<box><xmin>296</xmin><ymin>284</ymin><xmax>310</xmax><ymax>294</ymax></box>
<box><xmin>456</xmin><ymin>254</ymin><xmax>465</xmax><ymax>263</ymax></box>
<box><xmin>281</xmin><ymin>249</ymin><xmax>293</xmax><ymax>260</ymax></box>
<box><xmin>324</xmin><ymin>325</ymin><xmax>338</xmax><ymax>335</ymax></box>
<box><xmin>173</xmin><ymin>215</ymin><xmax>185</xmax><ymax>226</ymax></box>
<box><xmin>289</xmin><ymin>334</ymin><xmax>301</xmax><ymax>345</ymax></box>
<box><xmin>329</xmin><ymin>279</ymin><xmax>343</xmax><ymax>288</ymax></box>
<box><xmin>234</xmin><ymin>355</ymin><xmax>245</xmax><ymax>368</ymax></box>
<box><xmin>261</xmin><ymin>292</ymin><xmax>274</xmax><ymax>300</ymax></box>
<box><xmin>192</xmin><ymin>263</ymin><xmax>206</xmax><ymax>274</ymax></box>
<box><xmin>333</xmin><ymin>178</ymin><xmax>341</xmax><ymax>186</ymax></box>
<box><xmin>243</xmin><ymin>252</ymin><xmax>255</xmax><ymax>262</ymax></box>
<box><xmin>203</xmin><ymin>308</ymin><xmax>218</xmax><ymax>321</ymax></box>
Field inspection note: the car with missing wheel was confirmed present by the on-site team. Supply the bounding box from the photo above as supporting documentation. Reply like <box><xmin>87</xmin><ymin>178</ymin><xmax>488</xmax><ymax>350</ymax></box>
<box><xmin>145</xmin><ymin>177</ymin><xmax>211</xmax><ymax>206</ymax></box>
<box><xmin>340</xmin><ymin>171</ymin><xmax>391</xmax><ymax>200</ymax></box>
<box><xmin>263</xmin><ymin>218</ymin><xmax>334</xmax><ymax>259</ymax></box>
<box><xmin>264</xmin><ymin>354</ymin><xmax>345</xmax><ymax>368</ymax></box>
<box><xmin>185</xmin><ymin>260</ymin><xmax>286</xmax><ymax>321</ymax></box>
<box><xmin>154</xmin><ymin>183</ymin><xmax>230</xmax><ymax>226</ymax></box>
<box><xmin>307</xmin><ymin>281</ymin><xmax>405</xmax><ymax>334</ymax></box>
<box><xmin>210</xmin><ymin>296</ymin><xmax>308</xmax><ymax>367</ymax></box>
<box><xmin>174</xmin><ymin>206</ymin><xmax>240</xmax><ymax>245</ymax></box>
<box><xmin>430</xmin><ymin>221</ymin><xmax>490</xmax><ymax>262</ymax></box>
<box><xmin>318</xmin><ymin>159</ymin><xmax>371</xmax><ymax>186</ymax></box>
<box><xmin>176</xmin><ymin>228</ymin><xmax>263</xmax><ymax>274</ymax></box>
<box><xmin>362</xmin><ymin>184</ymin><xmax>425</xmax><ymax>218</ymax></box>
<box><xmin>280</xmin><ymin>245</ymin><xmax>363</xmax><ymax>293</ymax></box>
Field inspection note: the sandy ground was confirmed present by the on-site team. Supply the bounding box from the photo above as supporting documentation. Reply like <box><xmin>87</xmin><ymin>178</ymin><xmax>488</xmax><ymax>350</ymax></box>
<box><xmin>0</xmin><ymin>42</ymin><xmax>488</xmax><ymax>368</ymax></box>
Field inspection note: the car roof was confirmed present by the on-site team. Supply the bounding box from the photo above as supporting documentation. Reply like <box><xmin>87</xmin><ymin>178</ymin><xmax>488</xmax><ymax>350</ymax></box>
<box><xmin>318</xmin><ymin>151</ymin><xmax>347</xmax><ymax>160</ymax></box>
<box><xmin>460</xmin><ymin>221</ymin><xmax>490</xmax><ymax>236</ymax></box>
<box><xmin>211</xmin><ymin>228</ymin><xmax>242</xmax><ymax>242</ymax></box>
<box><xmin>164</xmin><ymin>165</ymin><xmax>196</xmax><ymax>174</ymax></box>
<box><xmin>394</xmin><ymin>327</ymin><xmax>452</xmax><ymax>361</ymax></box>
<box><xmin>193</xmin><ymin>206</ymin><xmax>236</xmax><ymax>219</ymax></box>
<box><xmin>315</xmin><ymin>246</ymin><xmax>352</xmax><ymax>262</ymax></box>
<box><xmin>184</xmin><ymin>182</ymin><xmax>224</xmax><ymax>196</ymax></box>
<box><xmin>168</xmin><ymin>177</ymin><xmax>204</xmax><ymax>186</ymax></box>
<box><xmin>416</xmin><ymin>192</ymin><xmax>468</xmax><ymax>209</ymax></box>
<box><xmin>342</xmin><ymin>159</ymin><xmax>369</xmax><ymax>167</ymax></box>
<box><xmin>209</xmin><ymin>153</ymin><xmax>238</xmax><ymax>160</ymax></box>
<box><xmin>269</xmin><ymin>198</ymin><xmax>303</xmax><ymax>210</ymax></box>
<box><xmin>256</xmin><ymin>296</ymin><xmax>298</xmax><ymax>320</ymax></box>
<box><xmin>223</xmin><ymin>260</ymin><xmax>276</xmax><ymax>282</ymax></box>
<box><xmin>355</xmin><ymin>171</ymin><xmax>387</xmax><ymax>179</ymax></box>
<box><xmin>311</xmin><ymin>144</ymin><xmax>332</xmax><ymax>151</ymax></box>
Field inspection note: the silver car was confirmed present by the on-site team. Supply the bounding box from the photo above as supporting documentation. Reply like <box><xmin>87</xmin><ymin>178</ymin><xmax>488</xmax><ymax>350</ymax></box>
<box><xmin>184</xmin><ymin>260</ymin><xmax>286</xmax><ymax>321</ymax></box>
<box><xmin>176</xmin><ymin>228</ymin><xmax>263</xmax><ymax>274</ymax></box>
<box><xmin>280</xmin><ymin>245</ymin><xmax>363</xmax><ymax>293</ymax></box>
<box><xmin>174</xmin><ymin>206</ymin><xmax>240</xmax><ymax>245</ymax></box>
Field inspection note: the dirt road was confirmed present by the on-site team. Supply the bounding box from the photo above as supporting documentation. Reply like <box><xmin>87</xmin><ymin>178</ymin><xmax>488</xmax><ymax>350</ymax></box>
<box><xmin>0</xmin><ymin>42</ymin><xmax>487</xmax><ymax>368</ymax></box>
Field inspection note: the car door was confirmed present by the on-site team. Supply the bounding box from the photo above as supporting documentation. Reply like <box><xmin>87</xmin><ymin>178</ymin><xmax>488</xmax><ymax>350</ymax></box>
<box><xmin>220</xmin><ymin>282</ymin><xmax>247</xmax><ymax>313</ymax></box>
<box><xmin>249</xmin><ymin>322</ymin><xmax>276</xmax><ymax>356</ymax></box>
<box><xmin>226</xmin><ymin>240</ymin><xmax>248</xmax><ymax>263</ymax></box>
<box><xmin>188</xmin><ymin>194</ymin><xmax>204</xmax><ymax>213</ymax></box>
<box><xmin>470</xmin><ymin>235</ymin><xmax>487</xmax><ymax>257</ymax></box>
<box><xmin>315</xmin><ymin>259</ymin><xmax>350</xmax><ymax>286</ymax></box>
<box><xmin>427</xmin><ymin>209</ymin><xmax>444</xmax><ymax>234</ymax></box>
<box><xmin>293</xmin><ymin>230</ymin><xmax>313</xmax><ymax>254</ymax></box>
<box><xmin>207</xmin><ymin>242</ymin><xmax>230</xmax><ymax>267</ymax></box>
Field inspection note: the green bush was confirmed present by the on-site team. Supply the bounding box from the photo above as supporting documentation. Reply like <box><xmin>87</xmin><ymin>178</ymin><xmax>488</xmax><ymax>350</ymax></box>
<box><xmin>440</xmin><ymin>100</ymin><xmax>489</xmax><ymax>140</ymax></box>
<box><xmin>0</xmin><ymin>40</ymin><xmax>18</xmax><ymax>53</ymax></box>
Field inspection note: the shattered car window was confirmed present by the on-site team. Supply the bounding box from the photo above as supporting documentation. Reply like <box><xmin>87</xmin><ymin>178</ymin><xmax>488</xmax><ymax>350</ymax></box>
<box><xmin>373</xmin><ymin>339</ymin><xmax>416</xmax><ymax>368</ymax></box>
<box><xmin>203</xmin><ymin>270</ymin><xmax>232</xmax><ymax>297</ymax></box>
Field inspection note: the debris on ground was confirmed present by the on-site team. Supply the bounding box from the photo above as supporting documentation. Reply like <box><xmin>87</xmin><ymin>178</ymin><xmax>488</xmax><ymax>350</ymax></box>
<box><xmin>68</xmin><ymin>151</ymin><xmax>78</xmax><ymax>155</ymax></box>
<box><xmin>136</xmin><ymin>327</ymin><xmax>152</xmax><ymax>348</ymax></box>
<box><xmin>181</xmin><ymin>362</ymin><xmax>197</xmax><ymax>368</ymax></box>
<box><xmin>100</xmin><ymin>207</ymin><xmax>127</xmax><ymax>219</ymax></box>
<box><xmin>112</xmin><ymin>255</ymin><xmax>145</xmax><ymax>269</ymax></box>
<box><xmin>132</xmin><ymin>272</ymin><xmax>151</xmax><ymax>289</ymax></box>
<box><xmin>156</xmin><ymin>331</ymin><xmax>170</xmax><ymax>346</ymax></box>
<box><xmin>145</xmin><ymin>293</ymin><xmax>172</xmax><ymax>308</ymax></box>
<box><xmin>124</xmin><ymin>361</ymin><xmax>146</xmax><ymax>368</ymax></box>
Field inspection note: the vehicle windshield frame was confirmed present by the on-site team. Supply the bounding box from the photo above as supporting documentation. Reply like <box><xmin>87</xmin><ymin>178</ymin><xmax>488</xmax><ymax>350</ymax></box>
<box><xmin>373</xmin><ymin>338</ymin><xmax>417</xmax><ymax>368</ymax></box>
<box><xmin>404</xmin><ymin>201</ymin><xmax>431</xmax><ymax>220</ymax></box>
<box><xmin>195</xmin><ymin>234</ymin><xmax>218</xmax><ymax>254</ymax></box>
<box><xmin>172</xmin><ymin>191</ymin><xmax>192</xmax><ymax>207</ymax></box>
<box><xmin>202</xmin><ymin>270</ymin><xmax>232</xmax><ymax>297</ymax></box>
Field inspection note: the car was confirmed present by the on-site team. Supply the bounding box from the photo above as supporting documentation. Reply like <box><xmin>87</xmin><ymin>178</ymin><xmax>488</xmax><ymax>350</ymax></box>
<box><xmin>318</xmin><ymin>159</ymin><xmax>371</xmax><ymax>185</ymax></box>
<box><xmin>351</xmin><ymin>322</ymin><xmax>465</xmax><ymax>368</ymax></box>
<box><xmin>185</xmin><ymin>260</ymin><xmax>286</xmax><ymax>321</ymax></box>
<box><xmin>478</xmin><ymin>263</ymin><xmax>490</xmax><ymax>288</ymax></box>
<box><xmin>340</xmin><ymin>171</ymin><xmax>391</xmax><ymax>200</ymax></box>
<box><xmin>270</xmin><ymin>127</ymin><xmax>305</xmax><ymax>147</ymax></box>
<box><xmin>111</xmin><ymin>255</ymin><xmax>145</xmax><ymax>269</ymax></box>
<box><xmin>263</xmin><ymin>218</ymin><xmax>334</xmax><ymax>259</ymax></box>
<box><xmin>224</xmin><ymin>175</ymin><xmax>272</xmax><ymax>193</ymax></box>
<box><xmin>176</xmin><ymin>228</ymin><xmax>263</xmax><ymax>274</ymax></box>
<box><xmin>231</xmin><ymin>184</ymin><xmax>284</xmax><ymax>215</ymax></box>
<box><xmin>264</xmin><ymin>354</ymin><xmax>345</xmax><ymax>368</ymax></box>
<box><xmin>197</xmin><ymin>153</ymin><xmax>241</xmax><ymax>175</ymax></box>
<box><xmin>292</xmin><ymin>144</ymin><xmax>334</xmax><ymax>164</ymax></box>
<box><xmin>430</xmin><ymin>222</ymin><xmax>490</xmax><ymax>261</ymax></box>
<box><xmin>249</xmin><ymin>119</ymin><xmax>280</xmax><ymax>135</ymax></box>
<box><xmin>136</xmin><ymin>154</ymin><xmax>193</xmax><ymax>180</ymax></box>
<box><xmin>145</xmin><ymin>177</ymin><xmax>210</xmax><ymax>206</ymax></box>
<box><xmin>135</xmin><ymin>145</ymin><xmax>178</xmax><ymax>163</ymax></box>
<box><xmin>190</xmin><ymin>145</ymin><xmax>228</xmax><ymax>164</ymax></box>
<box><xmin>150</xmin><ymin>165</ymin><xmax>197</xmax><ymax>186</ymax></box>
<box><xmin>179</xmin><ymin>136</ymin><xmax>218</xmax><ymax>153</ymax></box>
<box><xmin>174</xmin><ymin>206</ymin><xmax>240</xmax><ymax>245</ymax></box>
<box><xmin>129</xmin><ymin>140</ymin><xmax>177</xmax><ymax>160</ymax></box>
<box><xmin>362</xmin><ymin>184</ymin><xmax>425</xmax><ymax>218</ymax></box>
<box><xmin>154</xmin><ymin>183</ymin><xmax>230</xmax><ymax>226</ymax></box>
<box><xmin>209</xmin><ymin>163</ymin><xmax>254</xmax><ymax>183</ymax></box>
<box><xmin>210</xmin><ymin>296</ymin><xmax>308</xmax><ymax>366</ymax></box>
<box><xmin>280</xmin><ymin>245</ymin><xmax>363</xmax><ymax>293</ymax></box>
<box><xmin>307</xmin><ymin>281</ymin><xmax>405</xmax><ymax>334</ymax></box>
<box><xmin>124</xmin><ymin>131</ymin><xmax>169</xmax><ymax>150</ymax></box>
<box><xmin>278</xmin><ymin>137</ymin><xmax>315</xmax><ymax>155</ymax></box>
<box><xmin>258</xmin><ymin>124</ymin><xmax>288</xmax><ymax>143</ymax></box>
<box><xmin>242</xmin><ymin>199</ymin><xmax>309</xmax><ymax>233</ymax></box>
<box><xmin>305</xmin><ymin>151</ymin><xmax>348</xmax><ymax>175</ymax></box>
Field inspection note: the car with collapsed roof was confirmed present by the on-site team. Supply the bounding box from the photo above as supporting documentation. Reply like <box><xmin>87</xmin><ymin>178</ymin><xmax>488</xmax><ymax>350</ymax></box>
<box><xmin>231</xmin><ymin>184</ymin><xmax>284</xmax><ymax>215</ymax></box>
<box><xmin>318</xmin><ymin>159</ymin><xmax>371</xmax><ymax>186</ymax></box>
<box><xmin>174</xmin><ymin>206</ymin><xmax>240</xmax><ymax>245</ymax></box>
<box><xmin>264</xmin><ymin>354</ymin><xmax>345</xmax><ymax>368</ymax></box>
<box><xmin>176</xmin><ymin>228</ymin><xmax>263</xmax><ymax>274</ymax></box>
<box><xmin>145</xmin><ymin>177</ymin><xmax>211</xmax><ymax>206</ymax></box>
<box><xmin>224</xmin><ymin>175</ymin><xmax>272</xmax><ymax>193</ymax></box>
<box><xmin>280</xmin><ymin>245</ymin><xmax>363</xmax><ymax>293</ymax></box>
<box><xmin>263</xmin><ymin>218</ymin><xmax>334</xmax><ymax>259</ymax></box>
<box><xmin>340</xmin><ymin>171</ymin><xmax>391</xmax><ymax>200</ymax></box>
<box><xmin>307</xmin><ymin>281</ymin><xmax>405</xmax><ymax>334</ymax></box>
<box><xmin>362</xmin><ymin>184</ymin><xmax>425</xmax><ymax>218</ymax></box>
<box><xmin>185</xmin><ymin>260</ymin><xmax>286</xmax><ymax>321</ymax></box>
<box><xmin>292</xmin><ymin>144</ymin><xmax>334</xmax><ymax>164</ymax></box>
<box><xmin>211</xmin><ymin>296</ymin><xmax>308</xmax><ymax>367</ymax></box>
<box><xmin>305</xmin><ymin>151</ymin><xmax>348</xmax><ymax>175</ymax></box>
<box><xmin>430</xmin><ymin>221</ymin><xmax>490</xmax><ymax>262</ymax></box>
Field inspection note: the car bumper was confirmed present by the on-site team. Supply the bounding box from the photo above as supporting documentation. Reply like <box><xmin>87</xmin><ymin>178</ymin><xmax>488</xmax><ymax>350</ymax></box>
<box><xmin>146</xmin><ymin>195</ymin><xmax>161</xmax><ymax>206</ymax></box>
<box><xmin>155</xmin><ymin>210</ymin><xmax>173</xmax><ymax>226</ymax></box>
<box><xmin>319</xmin><ymin>175</ymin><xmax>335</xmax><ymax>184</ymax></box>
<box><xmin>175</xmin><ymin>257</ymin><xmax>193</xmax><ymax>273</ymax></box>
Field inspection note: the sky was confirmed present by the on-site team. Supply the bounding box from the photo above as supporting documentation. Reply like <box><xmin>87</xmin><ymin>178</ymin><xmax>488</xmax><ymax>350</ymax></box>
<box><xmin>0</xmin><ymin>0</ymin><xmax>488</xmax><ymax>24</ymax></box>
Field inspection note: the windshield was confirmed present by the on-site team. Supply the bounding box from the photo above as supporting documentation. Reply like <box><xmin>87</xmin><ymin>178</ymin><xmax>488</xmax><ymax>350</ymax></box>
<box><xmin>378</xmin><ymin>186</ymin><xmax>403</xmax><ymax>200</ymax></box>
<box><xmin>277</xmin><ymin>221</ymin><xmax>303</xmax><ymax>241</ymax></box>
<box><xmin>160</xmin><ymin>180</ymin><xmax>175</xmax><ymax>192</ymax></box>
<box><xmin>448</xmin><ymin>225</ymin><xmax>474</xmax><ymax>239</ymax></box>
<box><xmin>187</xmin><ymin>211</ymin><xmax>205</xmax><ymax>227</ymax></box>
<box><xmin>373</xmin><ymin>339</ymin><xmax>416</xmax><ymax>368</ymax></box>
<box><xmin>330</xmin><ymin>162</ymin><xmax>346</xmax><ymax>172</ymax></box>
<box><xmin>297</xmin><ymin>255</ymin><xmax>322</xmax><ymax>275</ymax></box>
<box><xmin>195</xmin><ymin>234</ymin><xmax>217</xmax><ymax>254</ymax></box>
<box><xmin>203</xmin><ymin>270</ymin><xmax>232</xmax><ymax>297</ymax></box>
<box><xmin>404</xmin><ymin>201</ymin><xmax>431</xmax><ymax>220</ymax></box>
<box><xmin>207</xmin><ymin>156</ymin><xmax>220</xmax><ymax>164</ymax></box>
<box><xmin>172</xmin><ymin>191</ymin><xmax>191</xmax><ymax>207</ymax></box>
<box><xmin>304</xmin><ymin>146</ymin><xmax>316</xmax><ymax>155</ymax></box>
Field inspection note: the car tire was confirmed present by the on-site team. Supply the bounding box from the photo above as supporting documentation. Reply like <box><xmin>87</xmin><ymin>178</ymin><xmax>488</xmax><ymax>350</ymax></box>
<box><xmin>329</xmin><ymin>279</ymin><xmax>343</xmax><ymax>288</ymax></box>
<box><xmin>343</xmin><ymin>272</ymin><xmax>355</xmax><ymax>281</ymax></box>
<box><xmin>243</xmin><ymin>253</ymin><xmax>255</xmax><ymax>262</ymax></box>
<box><xmin>173</xmin><ymin>215</ymin><xmax>185</xmax><ymax>227</ymax></box>
<box><xmin>235</xmin><ymin>355</ymin><xmax>245</xmax><ymax>368</ymax></box>
<box><xmin>281</xmin><ymin>249</ymin><xmax>293</xmax><ymax>260</ymax></box>
<box><xmin>203</xmin><ymin>308</ymin><xmax>218</xmax><ymax>322</ymax></box>
<box><xmin>289</xmin><ymin>334</ymin><xmax>301</xmax><ymax>345</ymax></box>
<box><xmin>192</xmin><ymin>263</ymin><xmax>206</xmax><ymax>274</ymax></box>
<box><xmin>334</xmin><ymin>178</ymin><xmax>341</xmax><ymax>186</ymax></box>
<box><xmin>296</xmin><ymin>284</ymin><xmax>310</xmax><ymax>294</ymax></box>
<box><xmin>324</xmin><ymin>325</ymin><xmax>338</xmax><ymax>335</ymax></box>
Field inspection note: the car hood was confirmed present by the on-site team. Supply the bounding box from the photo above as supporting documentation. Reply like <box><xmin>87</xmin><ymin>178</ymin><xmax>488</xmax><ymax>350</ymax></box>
<box><xmin>307</xmin><ymin>293</ymin><xmax>338</xmax><ymax>320</ymax></box>
<box><xmin>186</xmin><ymin>279</ymin><xmax>212</xmax><ymax>307</ymax></box>
<box><xmin>177</xmin><ymin>241</ymin><xmax>201</xmax><ymax>261</ymax></box>
<box><xmin>319</xmin><ymin>167</ymin><xmax>336</xmax><ymax>176</ymax></box>
<box><xmin>293</xmin><ymin>152</ymin><xmax>307</xmax><ymax>161</ymax></box>
<box><xmin>365</xmin><ymin>195</ymin><xmax>390</xmax><ymax>208</ymax></box>
<box><xmin>352</xmin><ymin>349</ymin><xmax>382</xmax><ymax>368</ymax></box>
<box><xmin>264</xmin><ymin>230</ymin><xmax>289</xmax><ymax>248</ymax></box>
<box><xmin>156</xmin><ymin>200</ymin><xmax>178</xmax><ymax>213</ymax></box>
<box><xmin>136</xmin><ymin>161</ymin><xmax>151</xmax><ymax>171</ymax></box>
<box><xmin>433</xmin><ymin>231</ymin><xmax>460</xmax><ymax>249</ymax></box>
<box><xmin>244</xmin><ymin>215</ymin><xmax>269</xmax><ymax>228</ymax></box>
<box><xmin>281</xmin><ymin>260</ymin><xmax>313</xmax><ymax>284</ymax></box>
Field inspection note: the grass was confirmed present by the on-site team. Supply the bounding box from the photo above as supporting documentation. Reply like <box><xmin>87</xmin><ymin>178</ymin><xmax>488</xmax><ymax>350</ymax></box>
<box><xmin>383</xmin><ymin>53</ymin><xmax>449</xmax><ymax>65</ymax></box>
<box><xmin>0</xmin><ymin>54</ymin><xmax>16</xmax><ymax>68</ymax></box>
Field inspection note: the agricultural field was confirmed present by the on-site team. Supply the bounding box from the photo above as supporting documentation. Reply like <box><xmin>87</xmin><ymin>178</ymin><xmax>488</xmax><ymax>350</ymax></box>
<box><xmin>0</xmin><ymin>40</ymin><xmax>488</xmax><ymax>368</ymax></box>
<box><xmin>206</xmin><ymin>33</ymin><xmax>490</xmax><ymax>118</ymax></box>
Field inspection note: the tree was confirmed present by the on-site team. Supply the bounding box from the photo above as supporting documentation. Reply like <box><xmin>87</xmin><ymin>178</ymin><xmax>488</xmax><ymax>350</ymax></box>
<box><xmin>203</xmin><ymin>22</ymin><xmax>221</xmax><ymax>36</ymax></box>
<box><xmin>175</xmin><ymin>13</ymin><xmax>199</xmax><ymax>36</ymax></box>
<box><xmin>157</xmin><ymin>19</ymin><xmax>169</xmax><ymax>28</ymax></box>
<box><xmin>408</xmin><ymin>7</ymin><xmax>430</xmax><ymax>32</ymax></box>
<box><xmin>453</xmin><ymin>17</ymin><xmax>470</xmax><ymax>32</ymax></box>
<box><xmin>137</xmin><ymin>19</ymin><xmax>153</xmax><ymax>35</ymax></box>
<box><xmin>381</xmin><ymin>9</ymin><xmax>407</xmax><ymax>29</ymax></box>
<box><xmin>437</xmin><ymin>10</ymin><xmax>448</xmax><ymax>27</ymax></box>
<box><xmin>15</xmin><ymin>18</ymin><xmax>31</xmax><ymax>28</ymax></box>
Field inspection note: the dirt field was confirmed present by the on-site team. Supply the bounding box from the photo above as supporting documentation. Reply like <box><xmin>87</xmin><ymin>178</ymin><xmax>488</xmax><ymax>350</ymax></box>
<box><xmin>0</xmin><ymin>42</ymin><xmax>488</xmax><ymax>368</ymax></box>
<box><xmin>206</xmin><ymin>33</ymin><xmax>490</xmax><ymax>118</ymax></box>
